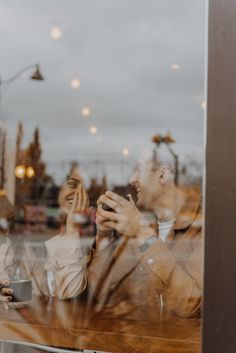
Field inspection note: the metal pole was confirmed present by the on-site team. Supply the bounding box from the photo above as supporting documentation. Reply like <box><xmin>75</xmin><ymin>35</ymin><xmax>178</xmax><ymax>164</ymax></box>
<box><xmin>0</xmin><ymin>64</ymin><xmax>37</xmax><ymax>86</ymax></box>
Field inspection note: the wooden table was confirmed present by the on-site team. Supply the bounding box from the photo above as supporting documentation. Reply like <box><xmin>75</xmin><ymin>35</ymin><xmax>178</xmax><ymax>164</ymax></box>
<box><xmin>0</xmin><ymin>296</ymin><xmax>201</xmax><ymax>353</ymax></box>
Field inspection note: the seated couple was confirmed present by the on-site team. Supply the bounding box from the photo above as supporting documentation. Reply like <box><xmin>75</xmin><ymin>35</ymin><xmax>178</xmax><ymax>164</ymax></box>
<box><xmin>1</xmin><ymin>152</ymin><xmax>203</xmax><ymax>320</ymax></box>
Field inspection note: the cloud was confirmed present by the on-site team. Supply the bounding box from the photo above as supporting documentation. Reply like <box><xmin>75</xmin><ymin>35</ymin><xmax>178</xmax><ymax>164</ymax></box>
<box><xmin>0</xmin><ymin>0</ymin><xmax>206</xmax><ymax>183</ymax></box>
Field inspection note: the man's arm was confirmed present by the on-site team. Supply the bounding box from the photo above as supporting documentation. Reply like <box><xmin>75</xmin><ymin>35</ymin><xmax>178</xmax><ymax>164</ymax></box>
<box><xmin>140</xmin><ymin>234</ymin><xmax>202</xmax><ymax>318</ymax></box>
<box><xmin>96</xmin><ymin>191</ymin><xmax>202</xmax><ymax>318</ymax></box>
<box><xmin>87</xmin><ymin>233</ymin><xmax>117</xmax><ymax>302</ymax></box>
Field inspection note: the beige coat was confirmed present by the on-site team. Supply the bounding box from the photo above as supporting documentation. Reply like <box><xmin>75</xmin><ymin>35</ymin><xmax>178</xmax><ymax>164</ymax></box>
<box><xmin>45</xmin><ymin>233</ymin><xmax>87</xmax><ymax>299</ymax></box>
<box><xmin>46</xmin><ymin>189</ymin><xmax>202</xmax><ymax>320</ymax></box>
<box><xmin>21</xmin><ymin>234</ymin><xmax>87</xmax><ymax>298</ymax></box>
<box><xmin>20</xmin><ymin>240</ymin><xmax>50</xmax><ymax>297</ymax></box>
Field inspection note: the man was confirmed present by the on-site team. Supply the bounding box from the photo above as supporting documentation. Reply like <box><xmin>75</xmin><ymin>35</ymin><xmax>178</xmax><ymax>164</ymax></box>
<box><xmin>46</xmin><ymin>153</ymin><xmax>202</xmax><ymax>319</ymax></box>
<box><xmin>21</xmin><ymin>169</ymin><xmax>89</xmax><ymax>298</ymax></box>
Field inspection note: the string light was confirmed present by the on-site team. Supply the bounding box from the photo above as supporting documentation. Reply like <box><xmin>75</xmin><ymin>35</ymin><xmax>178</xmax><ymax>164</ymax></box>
<box><xmin>171</xmin><ymin>64</ymin><xmax>180</xmax><ymax>71</ymax></box>
<box><xmin>122</xmin><ymin>148</ymin><xmax>130</xmax><ymax>157</ymax></box>
<box><xmin>201</xmin><ymin>101</ymin><xmax>206</xmax><ymax>110</ymax></box>
<box><xmin>50</xmin><ymin>26</ymin><xmax>62</xmax><ymax>40</ymax></box>
<box><xmin>90</xmin><ymin>125</ymin><xmax>98</xmax><ymax>135</ymax></box>
<box><xmin>70</xmin><ymin>78</ymin><xmax>80</xmax><ymax>89</ymax></box>
<box><xmin>81</xmin><ymin>106</ymin><xmax>91</xmax><ymax>117</ymax></box>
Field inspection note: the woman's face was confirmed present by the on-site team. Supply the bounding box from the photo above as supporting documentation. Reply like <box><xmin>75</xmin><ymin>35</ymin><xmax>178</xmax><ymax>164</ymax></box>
<box><xmin>58</xmin><ymin>170</ymin><xmax>84</xmax><ymax>215</ymax></box>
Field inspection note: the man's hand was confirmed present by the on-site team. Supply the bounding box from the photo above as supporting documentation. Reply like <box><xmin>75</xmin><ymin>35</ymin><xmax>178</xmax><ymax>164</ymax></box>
<box><xmin>0</xmin><ymin>280</ymin><xmax>13</xmax><ymax>310</ymax></box>
<box><xmin>65</xmin><ymin>187</ymin><xmax>89</xmax><ymax>234</ymax></box>
<box><xmin>97</xmin><ymin>191</ymin><xmax>155</xmax><ymax>240</ymax></box>
<box><xmin>95</xmin><ymin>203</ymin><xmax>113</xmax><ymax>245</ymax></box>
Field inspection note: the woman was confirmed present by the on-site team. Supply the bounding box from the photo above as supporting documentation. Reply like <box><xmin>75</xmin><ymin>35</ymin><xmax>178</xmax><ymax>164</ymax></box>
<box><xmin>21</xmin><ymin>169</ymin><xmax>89</xmax><ymax>298</ymax></box>
<box><xmin>0</xmin><ymin>192</ymin><xmax>17</xmax><ymax>304</ymax></box>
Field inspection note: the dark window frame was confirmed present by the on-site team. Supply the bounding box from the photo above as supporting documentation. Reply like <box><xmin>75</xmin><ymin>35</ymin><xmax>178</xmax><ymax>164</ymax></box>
<box><xmin>203</xmin><ymin>0</ymin><xmax>236</xmax><ymax>352</ymax></box>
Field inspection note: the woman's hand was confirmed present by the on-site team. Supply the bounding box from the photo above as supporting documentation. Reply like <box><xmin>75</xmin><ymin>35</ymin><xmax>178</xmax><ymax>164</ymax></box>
<box><xmin>0</xmin><ymin>280</ymin><xmax>13</xmax><ymax>310</ymax></box>
<box><xmin>65</xmin><ymin>187</ymin><xmax>89</xmax><ymax>234</ymax></box>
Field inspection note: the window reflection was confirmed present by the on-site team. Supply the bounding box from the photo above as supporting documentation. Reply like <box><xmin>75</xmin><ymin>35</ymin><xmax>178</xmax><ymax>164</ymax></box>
<box><xmin>0</xmin><ymin>0</ymin><xmax>205</xmax><ymax>352</ymax></box>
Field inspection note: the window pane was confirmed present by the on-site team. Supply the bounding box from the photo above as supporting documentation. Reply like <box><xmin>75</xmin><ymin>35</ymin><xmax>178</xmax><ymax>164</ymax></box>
<box><xmin>0</xmin><ymin>1</ymin><xmax>206</xmax><ymax>352</ymax></box>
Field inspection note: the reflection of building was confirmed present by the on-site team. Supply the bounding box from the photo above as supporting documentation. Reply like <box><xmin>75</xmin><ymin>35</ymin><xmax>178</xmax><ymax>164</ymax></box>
<box><xmin>87</xmin><ymin>175</ymin><xmax>108</xmax><ymax>207</ymax></box>
<box><xmin>152</xmin><ymin>133</ymin><xmax>179</xmax><ymax>185</ymax></box>
<box><xmin>15</xmin><ymin>123</ymin><xmax>53</xmax><ymax>206</ymax></box>
<box><xmin>24</xmin><ymin>205</ymin><xmax>47</xmax><ymax>231</ymax></box>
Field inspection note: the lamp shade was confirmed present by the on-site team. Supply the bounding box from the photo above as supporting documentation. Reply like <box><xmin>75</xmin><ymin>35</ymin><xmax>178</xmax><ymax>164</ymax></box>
<box><xmin>30</xmin><ymin>65</ymin><xmax>44</xmax><ymax>81</ymax></box>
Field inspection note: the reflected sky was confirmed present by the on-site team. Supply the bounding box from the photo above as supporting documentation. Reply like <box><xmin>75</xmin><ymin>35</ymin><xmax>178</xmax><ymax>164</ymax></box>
<box><xmin>0</xmin><ymin>0</ymin><xmax>206</xmax><ymax>183</ymax></box>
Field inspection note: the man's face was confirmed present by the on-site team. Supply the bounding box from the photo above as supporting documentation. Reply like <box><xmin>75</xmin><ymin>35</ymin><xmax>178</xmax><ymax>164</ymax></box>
<box><xmin>58</xmin><ymin>170</ymin><xmax>83</xmax><ymax>214</ymax></box>
<box><xmin>129</xmin><ymin>158</ymin><xmax>162</xmax><ymax>209</ymax></box>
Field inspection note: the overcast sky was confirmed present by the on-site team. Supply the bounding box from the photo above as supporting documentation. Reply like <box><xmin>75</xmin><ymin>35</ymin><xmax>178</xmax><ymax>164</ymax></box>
<box><xmin>0</xmin><ymin>0</ymin><xmax>206</xmax><ymax>184</ymax></box>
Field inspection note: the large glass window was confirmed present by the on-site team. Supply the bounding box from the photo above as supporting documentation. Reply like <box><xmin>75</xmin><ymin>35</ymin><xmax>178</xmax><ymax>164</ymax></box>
<box><xmin>0</xmin><ymin>1</ymin><xmax>206</xmax><ymax>352</ymax></box>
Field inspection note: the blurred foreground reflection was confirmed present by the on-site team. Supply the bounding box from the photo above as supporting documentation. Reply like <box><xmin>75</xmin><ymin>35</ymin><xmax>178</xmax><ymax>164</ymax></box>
<box><xmin>0</xmin><ymin>150</ymin><xmax>202</xmax><ymax>353</ymax></box>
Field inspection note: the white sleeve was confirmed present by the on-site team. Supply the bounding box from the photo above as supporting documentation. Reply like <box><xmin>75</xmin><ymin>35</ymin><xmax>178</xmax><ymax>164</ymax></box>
<box><xmin>45</xmin><ymin>233</ymin><xmax>88</xmax><ymax>299</ymax></box>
